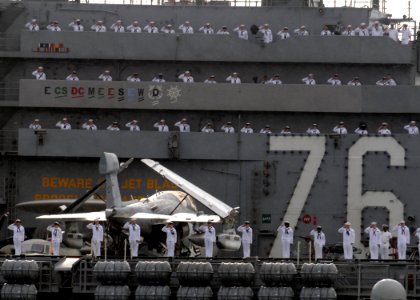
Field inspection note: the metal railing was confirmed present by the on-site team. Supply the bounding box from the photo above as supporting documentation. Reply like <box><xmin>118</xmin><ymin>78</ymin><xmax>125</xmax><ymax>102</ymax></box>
<box><xmin>0</xmin><ymin>34</ymin><xmax>20</xmax><ymax>51</ymax></box>
<box><xmin>0</xmin><ymin>82</ymin><xmax>19</xmax><ymax>102</ymax></box>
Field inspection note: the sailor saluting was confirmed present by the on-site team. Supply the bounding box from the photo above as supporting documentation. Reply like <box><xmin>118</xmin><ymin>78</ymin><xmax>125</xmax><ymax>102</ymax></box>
<box><xmin>47</xmin><ymin>221</ymin><xmax>63</xmax><ymax>256</ymax></box>
<box><xmin>162</xmin><ymin>221</ymin><xmax>177</xmax><ymax>257</ymax></box>
<box><xmin>8</xmin><ymin>218</ymin><xmax>25</xmax><ymax>256</ymax></box>
<box><xmin>87</xmin><ymin>218</ymin><xmax>104</xmax><ymax>258</ymax></box>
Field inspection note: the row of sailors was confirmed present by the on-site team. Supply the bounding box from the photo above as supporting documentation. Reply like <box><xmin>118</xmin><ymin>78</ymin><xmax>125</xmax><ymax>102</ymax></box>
<box><xmin>29</xmin><ymin>118</ymin><xmax>420</xmax><ymax>135</ymax></box>
<box><xmin>31</xmin><ymin>68</ymin><xmax>398</xmax><ymax>86</ymax></box>
<box><xmin>24</xmin><ymin>19</ymin><xmax>413</xmax><ymax>44</ymax></box>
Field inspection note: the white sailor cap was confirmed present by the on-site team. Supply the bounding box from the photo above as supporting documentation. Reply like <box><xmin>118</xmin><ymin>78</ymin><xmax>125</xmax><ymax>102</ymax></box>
<box><xmin>345</xmin><ymin>222</ymin><xmax>351</xmax><ymax>226</ymax></box>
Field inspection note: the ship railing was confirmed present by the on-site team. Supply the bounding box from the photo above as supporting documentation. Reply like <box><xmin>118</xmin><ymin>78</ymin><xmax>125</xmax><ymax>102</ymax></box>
<box><xmin>0</xmin><ymin>34</ymin><xmax>20</xmax><ymax>51</ymax></box>
<box><xmin>0</xmin><ymin>130</ymin><xmax>18</xmax><ymax>154</ymax></box>
<box><xmin>0</xmin><ymin>82</ymin><xmax>19</xmax><ymax>102</ymax></box>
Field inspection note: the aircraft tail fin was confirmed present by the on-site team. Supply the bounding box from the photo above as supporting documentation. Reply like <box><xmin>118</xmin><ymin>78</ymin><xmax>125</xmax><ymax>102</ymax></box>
<box><xmin>99</xmin><ymin>152</ymin><xmax>123</xmax><ymax>209</ymax></box>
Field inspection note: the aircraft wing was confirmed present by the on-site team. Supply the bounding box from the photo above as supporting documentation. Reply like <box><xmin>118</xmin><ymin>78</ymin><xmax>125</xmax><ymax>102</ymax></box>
<box><xmin>17</xmin><ymin>199</ymin><xmax>106</xmax><ymax>214</ymax></box>
<box><xmin>170</xmin><ymin>213</ymin><xmax>221</xmax><ymax>223</ymax></box>
<box><xmin>141</xmin><ymin>159</ymin><xmax>238</xmax><ymax>219</ymax></box>
<box><xmin>130</xmin><ymin>213</ymin><xmax>172</xmax><ymax>221</ymax></box>
<box><xmin>36</xmin><ymin>211</ymin><xmax>106</xmax><ymax>221</ymax></box>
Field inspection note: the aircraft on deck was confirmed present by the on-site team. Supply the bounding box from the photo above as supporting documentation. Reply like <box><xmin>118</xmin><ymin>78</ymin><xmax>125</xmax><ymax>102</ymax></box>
<box><xmin>20</xmin><ymin>152</ymin><xmax>241</xmax><ymax>257</ymax></box>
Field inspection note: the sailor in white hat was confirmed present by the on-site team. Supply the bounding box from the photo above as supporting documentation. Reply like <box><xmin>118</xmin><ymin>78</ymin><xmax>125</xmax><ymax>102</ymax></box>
<box><xmin>144</xmin><ymin>21</ymin><xmax>159</xmax><ymax>33</ymax></box>
<box><xmin>107</xmin><ymin>121</ymin><xmax>120</xmax><ymax>131</ymax></box>
<box><xmin>127</xmin><ymin>72</ymin><xmax>141</xmax><ymax>82</ymax></box>
<box><xmin>221</xmin><ymin>121</ymin><xmax>235</xmax><ymax>133</ymax></box>
<box><xmin>302</xmin><ymin>73</ymin><xmax>316</xmax><ymax>85</ymax></box>
<box><xmin>380</xmin><ymin>224</ymin><xmax>392</xmax><ymax>259</ymax></box>
<box><xmin>127</xmin><ymin>21</ymin><xmax>141</xmax><ymax>33</ymax></box>
<box><xmin>160</xmin><ymin>24</ymin><xmax>175</xmax><ymax>34</ymax></box>
<box><xmin>29</xmin><ymin>118</ymin><xmax>42</xmax><ymax>130</ymax></box>
<box><xmin>310</xmin><ymin>226</ymin><xmax>326</xmax><ymax>260</ymax></box>
<box><xmin>8</xmin><ymin>219</ymin><xmax>25</xmax><ymax>256</ymax></box>
<box><xmin>25</xmin><ymin>19</ymin><xmax>39</xmax><ymax>31</ymax></box>
<box><xmin>125</xmin><ymin>119</ymin><xmax>140</xmax><ymax>132</ymax></box>
<box><xmin>69</xmin><ymin>19</ymin><xmax>84</xmax><ymax>31</ymax></box>
<box><xmin>123</xmin><ymin>218</ymin><xmax>141</xmax><ymax>258</ymax></box>
<box><xmin>47</xmin><ymin>222</ymin><xmax>63</xmax><ymax>256</ymax></box>
<box><xmin>162</xmin><ymin>221</ymin><xmax>177</xmax><ymax>257</ymax></box>
<box><xmin>153</xmin><ymin>119</ymin><xmax>169</xmax><ymax>132</ymax></box>
<box><xmin>320</xmin><ymin>25</ymin><xmax>332</xmax><ymax>36</ymax></box>
<box><xmin>333</xmin><ymin>121</ymin><xmax>348</xmax><ymax>135</ymax></box>
<box><xmin>226</xmin><ymin>72</ymin><xmax>241</xmax><ymax>84</ymax></box>
<box><xmin>201</xmin><ymin>123</ymin><xmax>215</xmax><ymax>133</ymax></box>
<box><xmin>179</xmin><ymin>20</ymin><xmax>194</xmax><ymax>34</ymax></box>
<box><xmin>399</xmin><ymin>24</ymin><xmax>411</xmax><ymax>45</ymax></box>
<box><xmin>364</xmin><ymin>222</ymin><xmax>381</xmax><ymax>259</ymax></box>
<box><xmin>259</xmin><ymin>23</ymin><xmax>273</xmax><ymax>43</ymax></box>
<box><xmin>237</xmin><ymin>221</ymin><xmax>253</xmax><ymax>258</ymax></box>
<box><xmin>355</xmin><ymin>22</ymin><xmax>369</xmax><ymax>36</ymax></box>
<box><xmin>294</xmin><ymin>25</ymin><xmax>309</xmax><ymax>36</ymax></box>
<box><xmin>98</xmin><ymin>70</ymin><xmax>112</xmax><ymax>81</ymax></box>
<box><xmin>174</xmin><ymin>118</ymin><xmax>191</xmax><ymax>133</ymax></box>
<box><xmin>204</xmin><ymin>75</ymin><xmax>217</xmax><ymax>84</ymax></box>
<box><xmin>393</xmin><ymin>220</ymin><xmax>410</xmax><ymax>259</ymax></box>
<box><xmin>82</xmin><ymin>119</ymin><xmax>97</xmax><ymax>130</ymax></box>
<box><xmin>47</xmin><ymin>20</ymin><xmax>61</xmax><ymax>32</ymax></box>
<box><xmin>66</xmin><ymin>70</ymin><xmax>79</xmax><ymax>81</ymax></box>
<box><xmin>199</xmin><ymin>221</ymin><xmax>217</xmax><ymax>258</ymax></box>
<box><xmin>307</xmin><ymin>123</ymin><xmax>320</xmax><ymax>136</ymax></box>
<box><xmin>327</xmin><ymin>74</ymin><xmax>342</xmax><ymax>86</ymax></box>
<box><xmin>178</xmin><ymin>70</ymin><xmax>194</xmax><ymax>83</ymax></box>
<box><xmin>370</xmin><ymin>21</ymin><xmax>383</xmax><ymax>36</ymax></box>
<box><xmin>91</xmin><ymin>20</ymin><xmax>107</xmax><ymax>32</ymax></box>
<box><xmin>217</xmin><ymin>26</ymin><xmax>230</xmax><ymax>35</ymax></box>
<box><xmin>110</xmin><ymin>19</ymin><xmax>125</xmax><ymax>32</ymax></box>
<box><xmin>342</xmin><ymin>24</ymin><xmax>355</xmax><ymax>36</ymax></box>
<box><xmin>86</xmin><ymin>218</ymin><xmax>104</xmax><ymax>258</ymax></box>
<box><xmin>233</xmin><ymin>24</ymin><xmax>248</xmax><ymax>40</ymax></box>
<box><xmin>240</xmin><ymin>122</ymin><xmax>254</xmax><ymax>134</ymax></box>
<box><xmin>338</xmin><ymin>221</ymin><xmax>355</xmax><ymax>259</ymax></box>
<box><xmin>32</xmin><ymin>66</ymin><xmax>46</xmax><ymax>80</ymax></box>
<box><xmin>277</xmin><ymin>27</ymin><xmax>290</xmax><ymax>40</ymax></box>
<box><xmin>403</xmin><ymin>121</ymin><xmax>419</xmax><ymax>135</ymax></box>
<box><xmin>277</xmin><ymin>221</ymin><xmax>293</xmax><ymax>258</ymax></box>
<box><xmin>56</xmin><ymin>117</ymin><xmax>72</xmax><ymax>130</ymax></box>
<box><xmin>199</xmin><ymin>22</ymin><xmax>214</xmax><ymax>34</ymax></box>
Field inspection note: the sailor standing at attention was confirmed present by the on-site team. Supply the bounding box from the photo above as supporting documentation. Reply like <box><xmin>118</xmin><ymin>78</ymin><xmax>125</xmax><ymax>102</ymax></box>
<box><xmin>86</xmin><ymin>218</ymin><xmax>104</xmax><ymax>258</ymax></box>
<box><xmin>200</xmin><ymin>221</ymin><xmax>217</xmax><ymax>258</ymax></box>
<box><xmin>237</xmin><ymin>221</ymin><xmax>253</xmax><ymax>258</ymax></box>
<box><xmin>310</xmin><ymin>226</ymin><xmax>326</xmax><ymax>260</ymax></box>
<box><xmin>277</xmin><ymin>221</ymin><xmax>293</xmax><ymax>258</ymax></box>
<box><xmin>393</xmin><ymin>220</ymin><xmax>410</xmax><ymax>259</ymax></box>
<box><xmin>8</xmin><ymin>219</ymin><xmax>25</xmax><ymax>256</ymax></box>
<box><xmin>47</xmin><ymin>222</ymin><xmax>63</xmax><ymax>256</ymax></box>
<box><xmin>162</xmin><ymin>221</ymin><xmax>177</xmax><ymax>257</ymax></box>
<box><xmin>364</xmin><ymin>222</ymin><xmax>381</xmax><ymax>259</ymax></box>
<box><xmin>338</xmin><ymin>222</ymin><xmax>355</xmax><ymax>259</ymax></box>
<box><xmin>123</xmin><ymin>219</ymin><xmax>141</xmax><ymax>258</ymax></box>
<box><xmin>380</xmin><ymin>224</ymin><xmax>392</xmax><ymax>259</ymax></box>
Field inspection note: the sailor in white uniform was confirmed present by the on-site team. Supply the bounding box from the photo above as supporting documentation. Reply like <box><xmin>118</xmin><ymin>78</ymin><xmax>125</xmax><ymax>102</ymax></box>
<box><xmin>47</xmin><ymin>21</ymin><xmax>61</xmax><ymax>32</ymax></box>
<box><xmin>226</xmin><ymin>72</ymin><xmax>241</xmax><ymax>84</ymax></box>
<box><xmin>152</xmin><ymin>73</ymin><xmax>165</xmax><ymax>83</ymax></box>
<box><xmin>233</xmin><ymin>25</ymin><xmax>248</xmax><ymax>40</ymax></box>
<box><xmin>260</xmin><ymin>125</ymin><xmax>272</xmax><ymax>135</ymax></box>
<box><xmin>277</xmin><ymin>27</ymin><xmax>290</xmax><ymax>39</ymax></box>
<box><xmin>98</xmin><ymin>70</ymin><xmax>112</xmax><ymax>81</ymax></box>
<box><xmin>178</xmin><ymin>71</ymin><xmax>194</xmax><ymax>83</ymax></box>
<box><xmin>237</xmin><ymin>221</ymin><xmax>253</xmax><ymax>258</ymax></box>
<box><xmin>307</xmin><ymin>124</ymin><xmax>320</xmax><ymax>136</ymax></box>
<box><xmin>267</xmin><ymin>74</ymin><xmax>282</xmax><ymax>85</ymax></box>
<box><xmin>327</xmin><ymin>74</ymin><xmax>342</xmax><ymax>85</ymax></box>
<box><xmin>347</xmin><ymin>77</ymin><xmax>362</xmax><ymax>86</ymax></box>
<box><xmin>281</xmin><ymin>126</ymin><xmax>292</xmax><ymax>135</ymax></box>
<box><xmin>127</xmin><ymin>21</ymin><xmax>142</xmax><ymax>33</ymax></box>
<box><xmin>302</xmin><ymin>74</ymin><xmax>316</xmax><ymax>85</ymax></box>
<box><xmin>342</xmin><ymin>25</ymin><xmax>355</xmax><ymax>36</ymax></box>
<box><xmin>56</xmin><ymin>118</ymin><xmax>72</xmax><ymax>130</ymax></box>
<box><xmin>217</xmin><ymin>26</ymin><xmax>230</xmax><ymax>35</ymax></box>
<box><xmin>320</xmin><ymin>25</ymin><xmax>332</xmax><ymax>36</ymax></box>
<box><xmin>240</xmin><ymin>122</ymin><xmax>254</xmax><ymax>134</ymax></box>
<box><xmin>377</xmin><ymin>122</ymin><xmax>391</xmax><ymax>136</ymax></box>
<box><xmin>144</xmin><ymin>21</ymin><xmax>159</xmax><ymax>33</ymax></box>
<box><xmin>399</xmin><ymin>24</ymin><xmax>411</xmax><ymax>45</ymax></box>
<box><xmin>25</xmin><ymin>19</ymin><xmax>39</xmax><ymax>31</ymax></box>
<box><xmin>204</xmin><ymin>75</ymin><xmax>217</xmax><ymax>83</ymax></box>
<box><xmin>403</xmin><ymin>121</ymin><xmax>419</xmax><ymax>135</ymax></box>
<box><xmin>91</xmin><ymin>21</ymin><xmax>107</xmax><ymax>32</ymax></box>
<box><xmin>127</xmin><ymin>73</ymin><xmax>141</xmax><ymax>82</ymax></box>
<box><xmin>393</xmin><ymin>220</ymin><xmax>410</xmax><ymax>260</ymax></box>
<box><xmin>107</xmin><ymin>122</ymin><xmax>120</xmax><ymax>131</ymax></box>
<box><xmin>154</xmin><ymin>120</ymin><xmax>169</xmax><ymax>132</ymax></box>
<box><xmin>199</xmin><ymin>23</ymin><xmax>214</xmax><ymax>34</ymax></box>
<box><xmin>259</xmin><ymin>24</ymin><xmax>273</xmax><ymax>44</ymax></box>
<box><xmin>125</xmin><ymin>120</ymin><xmax>140</xmax><ymax>131</ymax></box>
<box><xmin>338</xmin><ymin>222</ymin><xmax>355</xmax><ymax>259</ymax></box>
<box><xmin>69</xmin><ymin>19</ymin><xmax>84</xmax><ymax>31</ymax></box>
<box><xmin>369</xmin><ymin>21</ymin><xmax>383</xmax><ymax>36</ymax></box>
<box><xmin>29</xmin><ymin>119</ymin><xmax>42</xmax><ymax>130</ymax></box>
<box><xmin>66</xmin><ymin>71</ymin><xmax>79</xmax><ymax>81</ymax></box>
<box><xmin>294</xmin><ymin>25</ymin><xmax>309</xmax><ymax>36</ymax></box>
<box><xmin>174</xmin><ymin>118</ymin><xmax>191</xmax><ymax>132</ymax></box>
<box><xmin>354</xmin><ymin>123</ymin><xmax>368</xmax><ymax>135</ymax></box>
<box><xmin>86</xmin><ymin>219</ymin><xmax>104</xmax><ymax>258</ymax></box>
<box><xmin>162</xmin><ymin>222</ymin><xmax>177</xmax><ymax>257</ymax></box>
<box><xmin>82</xmin><ymin>119</ymin><xmax>98</xmax><ymax>130</ymax></box>
<box><xmin>47</xmin><ymin>222</ymin><xmax>63</xmax><ymax>256</ymax></box>
<box><xmin>221</xmin><ymin>122</ymin><xmax>235</xmax><ymax>133</ymax></box>
<box><xmin>8</xmin><ymin>219</ymin><xmax>25</xmax><ymax>256</ymax></box>
<box><xmin>179</xmin><ymin>21</ymin><xmax>194</xmax><ymax>34</ymax></box>
<box><xmin>277</xmin><ymin>221</ymin><xmax>293</xmax><ymax>258</ymax></box>
<box><xmin>32</xmin><ymin>66</ymin><xmax>46</xmax><ymax>80</ymax></box>
<box><xmin>355</xmin><ymin>23</ymin><xmax>369</xmax><ymax>36</ymax></box>
<box><xmin>380</xmin><ymin>224</ymin><xmax>392</xmax><ymax>259</ymax></box>
<box><xmin>333</xmin><ymin>121</ymin><xmax>347</xmax><ymax>135</ymax></box>
<box><xmin>201</xmin><ymin>123</ymin><xmax>215</xmax><ymax>133</ymax></box>
<box><xmin>123</xmin><ymin>219</ymin><xmax>141</xmax><ymax>258</ymax></box>
<box><xmin>161</xmin><ymin>24</ymin><xmax>175</xmax><ymax>34</ymax></box>
<box><xmin>110</xmin><ymin>20</ymin><xmax>125</xmax><ymax>32</ymax></box>
<box><xmin>364</xmin><ymin>222</ymin><xmax>381</xmax><ymax>259</ymax></box>
<box><xmin>199</xmin><ymin>221</ymin><xmax>216</xmax><ymax>258</ymax></box>
<box><xmin>386</xmin><ymin>24</ymin><xmax>399</xmax><ymax>42</ymax></box>
<box><xmin>310</xmin><ymin>226</ymin><xmax>326</xmax><ymax>260</ymax></box>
